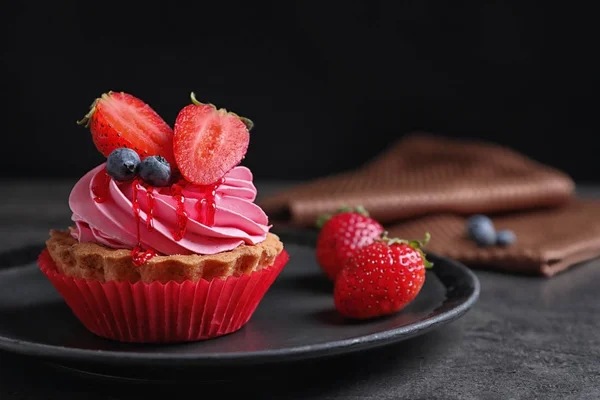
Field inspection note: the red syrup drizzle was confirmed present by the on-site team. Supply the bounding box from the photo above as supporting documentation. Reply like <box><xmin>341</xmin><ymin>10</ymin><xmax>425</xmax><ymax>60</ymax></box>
<box><xmin>131</xmin><ymin>179</ymin><xmax>157</xmax><ymax>266</ymax></box>
<box><xmin>157</xmin><ymin>176</ymin><xmax>225</xmax><ymax>240</ymax></box>
<box><xmin>196</xmin><ymin>178</ymin><xmax>225</xmax><ymax>227</ymax></box>
<box><xmin>91</xmin><ymin>171</ymin><xmax>111</xmax><ymax>203</ymax></box>
<box><xmin>128</xmin><ymin>174</ymin><xmax>225</xmax><ymax>265</ymax></box>
<box><xmin>163</xmin><ymin>179</ymin><xmax>189</xmax><ymax>241</ymax></box>
<box><xmin>146</xmin><ymin>185</ymin><xmax>155</xmax><ymax>232</ymax></box>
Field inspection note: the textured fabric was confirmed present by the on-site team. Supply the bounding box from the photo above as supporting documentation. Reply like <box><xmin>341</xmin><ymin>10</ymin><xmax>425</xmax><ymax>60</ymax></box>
<box><xmin>388</xmin><ymin>200</ymin><xmax>600</xmax><ymax>276</ymax></box>
<box><xmin>260</xmin><ymin>133</ymin><xmax>574</xmax><ymax>227</ymax></box>
<box><xmin>259</xmin><ymin>133</ymin><xmax>597</xmax><ymax>276</ymax></box>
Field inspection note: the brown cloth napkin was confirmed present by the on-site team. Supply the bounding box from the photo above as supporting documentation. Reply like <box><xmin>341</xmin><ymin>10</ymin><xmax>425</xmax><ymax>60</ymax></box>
<box><xmin>259</xmin><ymin>133</ymin><xmax>599</xmax><ymax>276</ymax></box>
<box><xmin>387</xmin><ymin>200</ymin><xmax>600</xmax><ymax>276</ymax></box>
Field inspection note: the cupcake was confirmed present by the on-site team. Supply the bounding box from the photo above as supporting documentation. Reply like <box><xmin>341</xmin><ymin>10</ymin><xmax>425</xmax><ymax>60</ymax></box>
<box><xmin>40</xmin><ymin>91</ymin><xmax>288</xmax><ymax>343</ymax></box>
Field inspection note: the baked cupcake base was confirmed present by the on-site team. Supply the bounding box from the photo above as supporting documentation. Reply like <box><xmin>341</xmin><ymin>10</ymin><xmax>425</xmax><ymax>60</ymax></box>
<box><xmin>46</xmin><ymin>229</ymin><xmax>283</xmax><ymax>283</ymax></box>
<box><xmin>40</xmin><ymin>230</ymin><xmax>288</xmax><ymax>343</ymax></box>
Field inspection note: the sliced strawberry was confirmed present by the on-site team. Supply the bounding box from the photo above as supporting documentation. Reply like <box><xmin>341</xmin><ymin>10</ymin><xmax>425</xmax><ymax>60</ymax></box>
<box><xmin>77</xmin><ymin>91</ymin><xmax>175</xmax><ymax>165</ymax></box>
<box><xmin>173</xmin><ymin>93</ymin><xmax>252</xmax><ymax>185</ymax></box>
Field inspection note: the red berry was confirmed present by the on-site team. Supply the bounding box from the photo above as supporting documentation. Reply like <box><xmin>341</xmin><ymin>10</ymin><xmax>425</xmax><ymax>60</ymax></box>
<box><xmin>173</xmin><ymin>93</ymin><xmax>252</xmax><ymax>185</ymax></box>
<box><xmin>333</xmin><ymin>233</ymin><xmax>432</xmax><ymax>320</ymax></box>
<box><xmin>315</xmin><ymin>206</ymin><xmax>384</xmax><ymax>281</ymax></box>
<box><xmin>77</xmin><ymin>91</ymin><xmax>175</xmax><ymax>165</ymax></box>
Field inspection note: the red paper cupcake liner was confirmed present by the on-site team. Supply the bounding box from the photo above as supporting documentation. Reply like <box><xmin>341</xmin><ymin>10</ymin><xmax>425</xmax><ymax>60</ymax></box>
<box><xmin>38</xmin><ymin>249</ymin><xmax>289</xmax><ymax>343</ymax></box>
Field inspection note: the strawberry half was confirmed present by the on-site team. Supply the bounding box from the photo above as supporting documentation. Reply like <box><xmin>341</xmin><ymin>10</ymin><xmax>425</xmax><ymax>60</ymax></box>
<box><xmin>173</xmin><ymin>92</ymin><xmax>253</xmax><ymax>185</ymax></box>
<box><xmin>77</xmin><ymin>91</ymin><xmax>175</xmax><ymax>165</ymax></box>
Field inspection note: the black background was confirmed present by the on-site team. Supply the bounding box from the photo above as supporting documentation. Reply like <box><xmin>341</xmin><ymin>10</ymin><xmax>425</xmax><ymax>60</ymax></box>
<box><xmin>2</xmin><ymin>1</ymin><xmax>599</xmax><ymax>182</ymax></box>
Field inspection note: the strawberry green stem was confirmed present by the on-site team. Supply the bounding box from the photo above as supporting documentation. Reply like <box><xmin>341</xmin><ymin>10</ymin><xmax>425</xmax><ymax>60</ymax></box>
<box><xmin>76</xmin><ymin>97</ymin><xmax>100</xmax><ymax>128</ymax></box>
<box><xmin>238</xmin><ymin>116</ymin><xmax>254</xmax><ymax>131</ymax></box>
<box><xmin>315</xmin><ymin>205</ymin><xmax>370</xmax><ymax>229</ymax></box>
<box><xmin>190</xmin><ymin>92</ymin><xmax>215</xmax><ymax>108</ymax></box>
<box><xmin>190</xmin><ymin>91</ymin><xmax>200</xmax><ymax>105</ymax></box>
<box><xmin>189</xmin><ymin>92</ymin><xmax>254</xmax><ymax>131</ymax></box>
<box><xmin>379</xmin><ymin>231</ymin><xmax>433</xmax><ymax>268</ymax></box>
<box><xmin>76</xmin><ymin>91</ymin><xmax>116</xmax><ymax>128</ymax></box>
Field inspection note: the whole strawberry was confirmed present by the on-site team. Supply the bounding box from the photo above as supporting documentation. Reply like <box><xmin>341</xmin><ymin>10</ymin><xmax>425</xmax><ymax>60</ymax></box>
<box><xmin>315</xmin><ymin>206</ymin><xmax>384</xmax><ymax>281</ymax></box>
<box><xmin>334</xmin><ymin>232</ymin><xmax>433</xmax><ymax>319</ymax></box>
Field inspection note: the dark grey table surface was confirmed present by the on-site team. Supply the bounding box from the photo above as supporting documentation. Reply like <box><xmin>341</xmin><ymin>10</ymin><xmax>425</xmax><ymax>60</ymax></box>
<box><xmin>1</xmin><ymin>180</ymin><xmax>599</xmax><ymax>400</ymax></box>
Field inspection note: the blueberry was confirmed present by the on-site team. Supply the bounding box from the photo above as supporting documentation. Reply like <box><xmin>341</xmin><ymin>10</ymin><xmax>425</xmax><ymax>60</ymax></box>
<box><xmin>466</xmin><ymin>215</ymin><xmax>494</xmax><ymax>238</ymax></box>
<box><xmin>466</xmin><ymin>214</ymin><xmax>496</xmax><ymax>247</ymax></box>
<box><xmin>139</xmin><ymin>155</ymin><xmax>171</xmax><ymax>187</ymax></box>
<box><xmin>496</xmin><ymin>230</ymin><xmax>516</xmax><ymax>246</ymax></box>
<box><xmin>106</xmin><ymin>148</ymin><xmax>140</xmax><ymax>182</ymax></box>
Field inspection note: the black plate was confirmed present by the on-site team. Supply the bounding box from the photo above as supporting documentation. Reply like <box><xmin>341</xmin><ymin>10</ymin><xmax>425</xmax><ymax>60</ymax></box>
<box><xmin>0</xmin><ymin>230</ymin><xmax>479</xmax><ymax>375</ymax></box>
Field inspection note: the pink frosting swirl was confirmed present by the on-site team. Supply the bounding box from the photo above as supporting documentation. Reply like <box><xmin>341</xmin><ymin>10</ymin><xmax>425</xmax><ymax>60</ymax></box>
<box><xmin>69</xmin><ymin>163</ymin><xmax>270</xmax><ymax>256</ymax></box>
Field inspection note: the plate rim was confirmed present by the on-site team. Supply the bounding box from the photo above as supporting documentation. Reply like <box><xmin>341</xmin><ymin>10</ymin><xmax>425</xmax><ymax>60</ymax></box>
<box><xmin>0</xmin><ymin>248</ymin><xmax>480</xmax><ymax>367</ymax></box>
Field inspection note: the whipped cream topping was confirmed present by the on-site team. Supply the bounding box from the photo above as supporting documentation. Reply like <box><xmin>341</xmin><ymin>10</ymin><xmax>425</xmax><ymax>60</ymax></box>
<box><xmin>69</xmin><ymin>163</ymin><xmax>270</xmax><ymax>256</ymax></box>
